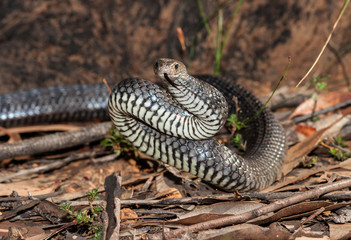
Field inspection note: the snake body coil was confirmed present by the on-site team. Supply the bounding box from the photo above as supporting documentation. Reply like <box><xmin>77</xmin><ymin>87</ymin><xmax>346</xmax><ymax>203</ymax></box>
<box><xmin>0</xmin><ymin>84</ymin><xmax>109</xmax><ymax>127</ymax></box>
<box><xmin>0</xmin><ymin>58</ymin><xmax>286</xmax><ymax>191</ymax></box>
<box><xmin>108</xmin><ymin>58</ymin><xmax>286</xmax><ymax>191</ymax></box>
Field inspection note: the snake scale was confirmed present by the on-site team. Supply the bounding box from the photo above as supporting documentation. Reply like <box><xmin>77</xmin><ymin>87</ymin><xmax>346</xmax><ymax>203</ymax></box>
<box><xmin>110</xmin><ymin>58</ymin><xmax>286</xmax><ymax>191</ymax></box>
<box><xmin>0</xmin><ymin>58</ymin><xmax>286</xmax><ymax>191</ymax></box>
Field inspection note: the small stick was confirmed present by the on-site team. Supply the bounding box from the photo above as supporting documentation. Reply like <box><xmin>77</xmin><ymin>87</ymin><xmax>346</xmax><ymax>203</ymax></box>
<box><xmin>148</xmin><ymin>178</ymin><xmax>351</xmax><ymax>239</ymax></box>
<box><xmin>292</xmin><ymin>99</ymin><xmax>351</xmax><ymax>123</ymax></box>
<box><xmin>0</xmin><ymin>152</ymin><xmax>96</xmax><ymax>182</ymax></box>
<box><xmin>296</xmin><ymin>0</ymin><xmax>349</xmax><ymax>87</ymax></box>
<box><xmin>0</xmin><ymin>124</ymin><xmax>83</xmax><ymax>137</ymax></box>
<box><xmin>65</xmin><ymin>191</ymin><xmax>351</xmax><ymax>207</ymax></box>
<box><xmin>43</xmin><ymin>220</ymin><xmax>77</xmax><ymax>240</ymax></box>
<box><xmin>104</xmin><ymin>173</ymin><xmax>122</xmax><ymax>239</ymax></box>
<box><xmin>0</xmin><ymin>200</ymin><xmax>40</xmax><ymax>221</ymax></box>
<box><xmin>328</xmin><ymin>143</ymin><xmax>351</xmax><ymax>155</ymax></box>
<box><xmin>103</xmin><ymin>78</ymin><xmax>112</xmax><ymax>94</ymax></box>
<box><xmin>0</xmin><ymin>122</ymin><xmax>112</xmax><ymax>161</ymax></box>
<box><xmin>291</xmin><ymin>207</ymin><xmax>325</xmax><ymax>237</ymax></box>
<box><xmin>0</xmin><ymin>190</ymin><xmax>66</xmax><ymax>202</ymax></box>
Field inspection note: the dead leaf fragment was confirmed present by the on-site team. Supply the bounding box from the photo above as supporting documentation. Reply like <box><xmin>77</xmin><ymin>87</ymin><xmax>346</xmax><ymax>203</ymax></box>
<box><xmin>328</xmin><ymin>222</ymin><xmax>351</xmax><ymax>240</ymax></box>
<box><xmin>171</xmin><ymin>201</ymin><xmax>265</xmax><ymax>225</ymax></box>
<box><xmin>155</xmin><ymin>188</ymin><xmax>182</xmax><ymax>199</ymax></box>
<box><xmin>289</xmin><ymin>92</ymin><xmax>351</xmax><ymax>119</ymax></box>
<box><xmin>197</xmin><ymin>223</ymin><xmax>291</xmax><ymax>240</ymax></box>
<box><xmin>120</xmin><ymin>208</ymin><xmax>138</xmax><ymax>224</ymax></box>
<box><xmin>296</xmin><ymin>124</ymin><xmax>316</xmax><ymax>137</ymax></box>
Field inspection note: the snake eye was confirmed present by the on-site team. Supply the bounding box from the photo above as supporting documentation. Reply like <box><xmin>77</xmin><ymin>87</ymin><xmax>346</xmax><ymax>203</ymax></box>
<box><xmin>174</xmin><ymin>64</ymin><xmax>179</xmax><ymax>70</ymax></box>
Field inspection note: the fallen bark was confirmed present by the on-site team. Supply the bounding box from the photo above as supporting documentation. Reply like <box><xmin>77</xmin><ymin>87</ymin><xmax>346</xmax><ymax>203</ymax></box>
<box><xmin>0</xmin><ymin>122</ymin><xmax>112</xmax><ymax>161</ymax></box>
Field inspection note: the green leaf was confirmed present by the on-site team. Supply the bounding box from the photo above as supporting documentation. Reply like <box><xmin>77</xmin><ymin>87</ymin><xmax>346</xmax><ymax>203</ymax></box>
<box><xmin>317</xmin><ymin>82</ymin><xmax>327</xmax><ymax>91</ymax></box>
<box><xmin>311</xmin><ymin>92</ymin><xmax>318</xmax><ymax>101</ymax></box>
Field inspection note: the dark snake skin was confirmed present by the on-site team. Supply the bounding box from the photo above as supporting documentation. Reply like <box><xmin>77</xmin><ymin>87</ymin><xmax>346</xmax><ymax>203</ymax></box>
<box><xmin>0</xmin><ymin>76</ymin><xmax>286</xmax><ymax>191</ymax></box>
<box><xmin>108</xmin><ymin>74</ymin><xmax>286</xmax><ymax>191</ymax></box>
<box><xmin>0</xmin><ymin>84</ymin><xmax>109</xmax><ymax>127</ymax></box>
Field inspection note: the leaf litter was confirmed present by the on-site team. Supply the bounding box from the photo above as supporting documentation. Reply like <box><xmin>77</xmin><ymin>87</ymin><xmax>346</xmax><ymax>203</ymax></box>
<box><xmin>1</xmin><ymin>84</ymin><xmax>351</xmax><ymax>239</ymax></box>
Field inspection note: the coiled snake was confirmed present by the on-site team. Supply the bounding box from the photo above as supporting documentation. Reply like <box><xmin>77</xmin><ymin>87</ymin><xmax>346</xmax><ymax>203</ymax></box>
<box><xmin>108</xmin><ymin>58</ymin><xmax>286</xmax><ymax>191</ymax></box>
<box><xmin>0</xmin><ymin>58</ymin><xmax>286</xmax><ymax>191</ymax></box>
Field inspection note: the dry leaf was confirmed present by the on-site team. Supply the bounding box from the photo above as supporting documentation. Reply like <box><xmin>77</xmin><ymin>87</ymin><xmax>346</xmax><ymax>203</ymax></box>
<box><xmin>328</xmin><ymin>222</ymin><xmax>351</xmax><ymax>240</ymax></box>
<box><xmin>156</xmin><ymin>188</ymin><xmax>182</xmax><ymax>199</ymax></box>
<box><xmin>120</xmin><ymin>208</ymin><xmax>138</xmax><ymax>224</ymax></box>
<box><xmin>171</xmin><ymin>201</ymin><xmax>265</xmax><ymax>225</ymax></box>
<box><xmin>295</xmin><ymin>124</ymin><xmax>316</xmax><ymax>137</ymax></box>
<box><xmin>289</xmin><ymin>92</ymin><xmax>351</xmax><ymax>119</ymax></box>
<box><xmin>264</xmin><ymin>158</ymin><xmax>351</xmax><ymax>193</ymax></box>
<box><xmin>252</xmin><ymin>201</ymin><xmax>333</xmax><ymax>225</ymax></box>
<box><xmin>280</xmin><ymin>125</ymin><xmax>331</xmax><ymax>178</ymax></box>
<box><xmin>197</xmin><ymin>223</ymin><xmax>291</xmax><ymax>240</ymax></box>
<box><xmin>328</xmin><ymin>223</ymin><xmax>351</xmax><ymax>239</ymax></box>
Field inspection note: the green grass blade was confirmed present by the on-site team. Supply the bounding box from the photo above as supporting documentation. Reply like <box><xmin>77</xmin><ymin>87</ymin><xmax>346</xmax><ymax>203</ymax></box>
<box><xmin>214</xmin><ymin>9</ymin><xmax>223</xmax><ymax>74</ymax></box>
<box><xmin>197</xmin><ymin>0</ymin><xmax>212</xmax><ymax>36</ymax></box>
<box><xmin>244</xmin><ymin>57</ymin><xmax>291</xmax><ymax>125</ymax></box>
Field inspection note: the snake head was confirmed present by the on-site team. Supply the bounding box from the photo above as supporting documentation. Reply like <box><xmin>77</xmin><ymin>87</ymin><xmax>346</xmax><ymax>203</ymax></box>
<box><xmin>154</xmin><ymin>58</ymin><xmax>188</xmax><ymax>88</ymax></box>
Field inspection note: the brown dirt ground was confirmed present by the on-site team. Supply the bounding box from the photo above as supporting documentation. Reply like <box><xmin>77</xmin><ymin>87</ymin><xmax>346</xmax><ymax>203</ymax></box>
<box><xmin>1</xmin><ymin>0</ymin><xmax>350</xmax><ymax>95</ymax></box>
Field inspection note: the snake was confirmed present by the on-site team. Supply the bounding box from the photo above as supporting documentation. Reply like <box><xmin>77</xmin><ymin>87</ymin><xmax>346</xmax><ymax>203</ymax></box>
<box><xmin>108</xmin><ymin>58</ymin><xmax>286</xmax><ymax>191</ymax></box>
<box><xmin>0</xmin><ymin>58</ymin><xmax>286</xmax><ymax>191</ymax></box>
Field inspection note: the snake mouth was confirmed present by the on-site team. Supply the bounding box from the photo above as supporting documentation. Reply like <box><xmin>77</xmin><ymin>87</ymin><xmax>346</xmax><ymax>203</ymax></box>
<box><xmin>163</xmin><ymin>73</ymin><xmax>178</xmax><ymax>88</ymax></box>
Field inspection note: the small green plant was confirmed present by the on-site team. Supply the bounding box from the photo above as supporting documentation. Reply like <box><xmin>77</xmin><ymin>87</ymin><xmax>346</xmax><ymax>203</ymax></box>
<box><xmin>101</xmin><ymin>128</ymin><xmax>138</xmax><ymax>157</ymax></box>
<box><xmin>226</xmin><ymin>58</ymin><xmax>291</xmax><ymax>150</ymax></box>
<box><xmin>92</xmin><ymin>226</ymin><xmax>103</xmax><ymax>240</ymax></box>
<box><xmin>312</xmin><ymin>75</ymin><xmax>328</xmax><ymax>92</ymax></box>
<box><xmin>333</xmin><ymin>135</ymin><xmax>346</xmax><ymax>147</ymax></box>
<box><xmin>227</xmin><ymin>113</ymin><xmax>247</xmax><ymax>151</ymax></box>
<box><xmin>329</xmin><ymin>136</ymin><xmax>351</xmax><ymax>161</ymax></box>
<box><xmin>87</xmin><ymin>189</ymin><xmax>100</xmax><ymax>202</ymax></box>
<box><xmin>231</xmin><ymin>133</ymin><xmax>246</xmax><ymax>151</ymax></box>
<box><xmin>304</xmin><ymin>156</ymin><xmax>318</xmax><ymax>167</ymax></box>
<box><xmin>60</xmin><ymin>201</ymin><xmax>74</xmax><ymax>215</ymax></box>
<box><xmin>329</xmin><ymin>148</ymin><xmax>350</xmax><ymax>161</ymax></box>
<box><xmin>227</xmin><ymin>113</ymin><xmax>247</xmax><ymax>132</ymax></box>
<box><xmin>310</xmin><ymin>75</ymin><xmax>328</xmax><ymax>120</ymax></box>
<box><xmin>60</xmin><ymin>189</ymin><xmax>103</xmax><ymax>239</ymax></box>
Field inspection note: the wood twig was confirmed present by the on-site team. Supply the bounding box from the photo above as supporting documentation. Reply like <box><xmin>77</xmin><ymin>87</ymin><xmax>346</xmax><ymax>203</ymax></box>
<box><xmin>0</xmin><ymin>190</ymin><xmax>66</xmax><ymax>202</ymax></box>
<box><xmin>292</xmin><ymin>207</ymin><xmax>325</xmax><ymax>237</ymax></box>
<box><xmin>104</xmin><ymin>173</ymin><xmax>122</xmax><ymax>240</ymax></box>
<box><xmin>43</xmin><ymin>221</ymin><xmax>78</xmax><ymax>240</ymax></box>
<box><xmin>0</xmin><ymin>200</ymin><xmax>40</xmax><ymax>221</ymax></box>
<box><xmin>0</xmin><ymin>122</ymin><xmax>112</xmax><ymax>161</ymax></box>
<box><xmin>0</xmin><ymin>124</ymin><xmax>83</xmax><ymax>137</ymax></box>
<box><xmin>329</xmin><ymin>143</ymin><xmax>351</xmax><ymax>155</ymax></box>
<box><xmin>296</xmin><ymin>0</ymin><xmax>349</xmax><ymax>87</ymax></box>
<box><xmin>0</xmin><ymin>152</ymin><xmax>97</xmax><ymax>182</ymax></box>
<box><xmin>292</xmin><ymin>99</ymin><xmax>351</xmax><ymax>123</ymax></box>
<box><xmin>148</xmin><ymin>178</ymin><xmax>351</xmax><ymax>239</ymax></box>
<box><xmin>65</xmin><ymin>191</ymin><xmax>351</xmax><ymax>208</ymax></box>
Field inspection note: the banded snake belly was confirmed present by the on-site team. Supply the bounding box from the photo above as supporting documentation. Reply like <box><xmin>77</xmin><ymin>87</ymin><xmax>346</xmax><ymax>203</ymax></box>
<box><xmin>108</xmin><ymin>58</ymin><xmax>286</xmax><ymax>191</ymax></box>
<box><xmin>0</xmin><ymin>58</ymin><xmax>286</xmax><ymax>191</ymax></box>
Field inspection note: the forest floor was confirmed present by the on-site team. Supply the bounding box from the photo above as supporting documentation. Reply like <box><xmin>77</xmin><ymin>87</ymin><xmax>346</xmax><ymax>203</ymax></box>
<box><xmin>1</xmin><ymin>1</ymin><xmax>351</xmax><ymax>239</ymax></box>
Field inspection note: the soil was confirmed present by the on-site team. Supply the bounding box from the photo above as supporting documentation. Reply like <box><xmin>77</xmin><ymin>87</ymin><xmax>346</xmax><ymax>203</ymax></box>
<box><xmin>0</xmin><ymin>0</ymin><xmax>350</xmax><ymax>95</ymax></box>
